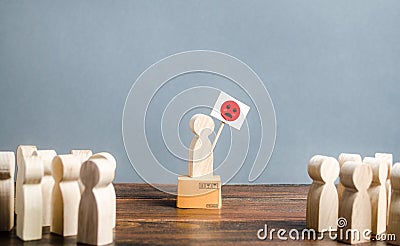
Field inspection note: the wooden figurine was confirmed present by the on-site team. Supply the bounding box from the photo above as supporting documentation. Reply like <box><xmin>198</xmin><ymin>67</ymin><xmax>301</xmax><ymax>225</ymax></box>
<box><xmin>0</xmin><ymin>151</ymin><xmax>15</xmax><ymax>231</ymax></box>
<box><xmin>338</xmin><ymin>162</ymin><xmax>372</xmax><ymax>244</ymax></box>
<box><xmin>387</xmin><ymin>163</ymin><xmax>400</xmax><ymax>245</ymax></box>
<box><xmin>177</xmin><ymin>114</ymin><xmax>221</xmax><ymax>209</ymax></box>
<box><xmin>71</xmin><ymin>150</ymin><xmax>93</xmax><ymax>194</ymax></box>
<box><xmin>364</xmin><ymin>157</ymin><xmax>387</xmax><ymax>236</ymax></box>
<box><xmin>89</xmin><ymin>152</ymin><xmax>116</xmax><ymax>228</ymax></box>
<box><xmin>16</xmin><ymin>145</ymin><xmax>37</xmax><ymax>217</ymax></box>
<box><xmin>33</xmin><ymin>150</ymin><xmax>57</xmax><ymax>227</ymax></box>
<box><xmin>188</xmin><ymin>114</ymin><xmax>215</xmax><ymax>177</ymax></box>
<box><xmin>306</xmin><ymin>155</ymin><xmax>340</xmax><ymax>232</ymax></box>
<box><xmin>337</xmin><ymin>153</ymin><xmax>362</xmax><ymax>202</ymax></box>
<box><xmin>51</xmin><ymin>154</ymin><xmax>81</xmax><ymax>236</ymax></box>
<box><xmin>375</xmin><ymin>153</ymin><xmax>393</xmax><ymax>225</ymax></box>
<box><xmin>78</xmin><ymin>158</ymin><xmax>115</xmax><ymax>245</ymax></box>
<box><xmin>16</xmin><ymin>155</ymin><xmax>44</xmax><ymax>241</ymax></box>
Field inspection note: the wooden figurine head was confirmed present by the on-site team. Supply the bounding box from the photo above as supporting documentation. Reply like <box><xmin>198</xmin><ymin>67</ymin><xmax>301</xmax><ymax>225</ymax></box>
<box><xmin>22</xmin><ymin>156</ymin><xmax>43</xmax><ymax>184</ymax></box>
<box><xmin>308</xmin><ymin>155</ymin><xmax>339</xmax><ymax>183</ymax></box>
<box><xmin>391</xmin><ymin>163</ymin><xmax>400</xmax><ymax>190</ymax></box>
<box><xmin>0</xmin><ymin>152</ymin><xmax>15</xmax><ymax>180</ymax></box>
<box><xmin>363</xmin><ymin>157</ymin><xmax>388</xmax><ymax>185</ymax></box>
<box><xmin>81</xmin><ymin>159</ymin><xmax>115</xmax><ymax>189</ymax></box>
<box><xmin>52</xmin><ymin>155</ymin><xmax>80</xmax><ymax>183</ymax></box>
<box><xmin>340</xmin><ymin>162</ymin><xmax>372</xmax><ymax>191</ymax></box>
<box><xmin>189</xmin><ymin>114</ymin><xmax>215</xmax><ymax>137</ymax></box>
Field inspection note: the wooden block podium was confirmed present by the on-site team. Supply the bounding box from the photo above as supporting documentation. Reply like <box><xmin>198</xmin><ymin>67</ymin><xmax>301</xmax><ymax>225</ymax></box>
<box><xmin>177</xmin><ymin>175</ymin><xmax>221</xmax><ymax>209</ymax></box>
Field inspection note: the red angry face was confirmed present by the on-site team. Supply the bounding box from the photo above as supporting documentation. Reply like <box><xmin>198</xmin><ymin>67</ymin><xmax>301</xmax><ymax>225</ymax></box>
<box><xmin>220</xmin><ymin>100</ymin><xmax>240</xmax><ymax>121</ymax></box>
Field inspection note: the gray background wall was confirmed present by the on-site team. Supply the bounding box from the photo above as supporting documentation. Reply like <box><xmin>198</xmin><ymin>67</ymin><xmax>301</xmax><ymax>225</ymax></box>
<box><xmin>0</xmin><ymin>0</ymin><xmax>399</xmax><ymax>184</ymax></box>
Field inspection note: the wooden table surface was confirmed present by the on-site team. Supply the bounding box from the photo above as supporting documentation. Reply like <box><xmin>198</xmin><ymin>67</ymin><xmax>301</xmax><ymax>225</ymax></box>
<box><xmin>0</xmin><ymin>184</ymin><xmax>389</xmax><ymax>245</ymax></box>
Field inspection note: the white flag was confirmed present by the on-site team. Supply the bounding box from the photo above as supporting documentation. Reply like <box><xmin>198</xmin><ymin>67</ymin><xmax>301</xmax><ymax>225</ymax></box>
<box><xmin>210</xmin><ymin>91</ymin><xmax>250</xmax><ymax>130</ymax></box>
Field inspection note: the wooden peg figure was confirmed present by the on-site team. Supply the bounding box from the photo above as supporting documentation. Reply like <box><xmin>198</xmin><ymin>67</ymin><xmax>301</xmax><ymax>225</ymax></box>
<box><xmin>51</xmin><ymin>155</ymin><xmax>81</xmax><ymax>236</ymax></box>
<box><xmin>387</xmin><ymin>163</ymin><xmax>400</xmax><ymax>245</ymax></box>
<box><xmin>337</xmin><ymin>153</ymin><xmax>362</xmax><ymax>202</ymax></box>
<box><xmin>375</xmin><ymin>153</ymin><xmax>393</xmax><ymax>225</ymax></box>
<box><xmin>364</xmin><ymin>157</ymin><xmax>387</xmax><ymax>236</ymax></box>
<box><xmin>33</xmin><ymin>150</ymin><xmax>57</xmax><ymax>227</ymax></box>
<box><xmin>188</xmin><ymin>114</ymin><xmax>215</xmax><ymax>178</ymax></box>
<box><xmin>16</xmin><ymin>145</ymin><xmax>37</xmax><ymax>217</ymax></box>
<box><xmin>89</xmin><ymin>152</ymin><xmax>117</xmax><ymax>229</ymax></box>
<box><xmin>16</xmin><ymin>155</ymin><xmax>44</xmax><ymax>241</ymax></box>
<box><xmin>306</xmin><ymin>155</ymin><xmax>340</xmax><ymax>232</ymax></box>
<box><xmin>71</xmin><ymin>150</ymin><xmax>93</xmax><ymax>194</ymax></box>
<box><xmin>338</xmin><ymin>162</ymin><xmax>372</xmax><ymax>244</ymax></box>
<box><xmin>0</xmin><ymin>152</ymin><xmax>15</xmax><ymax>231</ymax></box>
<box><xmin>78</xmin><ymin>158</ymin><xmax>115</xmax><ymax>245</ymax></box>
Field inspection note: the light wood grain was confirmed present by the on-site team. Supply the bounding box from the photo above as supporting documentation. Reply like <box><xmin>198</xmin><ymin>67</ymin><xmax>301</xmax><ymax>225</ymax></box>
<box><xmin>0</xmin><ymin>151</ymin><xmax>15</xmax><ymax>231</ymax></box>
<box><xmin>388</xmin><ymin>163</ymin><xmax>400</xmax><ymax>245</ymax></box>
<box><xmin>16</xmin><ymin>155</ymin><xmax>43</xmax><ymax>241</ymax></box>
<box><xmin>78</xmin><ymin>158</ymin><xmax>115</xmax><ymax>245</ymax></box>
<box><xmin>34</xmin><ymin>150</ymin><xmax>57</xmax><ymax>227</ymax></box>
<box><xmin>16</xmin><ymin>145</ymin><xmax>37</xmax><ymax>216</ymax></box>
<box><xmin>71</xmin><ymin>149</ymin><xmax>93</xmax><ymax>194</ymax></box>
<box><xmin>188</xmin><ymin>114</ymin><xmax>215</xmax><ymax>178</ymax></box>
<box><xmin>364</xmin><ymin>157</ymin><xmax>387</xmax><ymax>236</ymax></box>
<box><xmin>337</xmin><ymin>153</ymin><xmax>362</xmax><ymax>204</ymax></box>
<box><xmin>306</xmin><ymin>155</ymin><xmax>339</xmax><ymax>232</ymax></box>
<box><xmin>89</xmin><ymin>152</ymin><xmax>117</xmax><ymax>228</ymax></box>
<box><xmin>375</xmin><ymin>152</ymin><xmax>393</xmax><ymax>226</ymax></box>
<box><xmin>338</xmin><ymin>162</ymin><xmax>372</xmax><ymax>244</ymax></box>
<box><xmin>51</xmin><ymin>154</ymin><xmax>81</xmax><ymax>236</ymax></box>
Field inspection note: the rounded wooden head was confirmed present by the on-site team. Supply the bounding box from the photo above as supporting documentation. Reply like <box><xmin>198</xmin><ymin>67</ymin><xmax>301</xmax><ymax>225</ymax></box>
<box><xmin>0</xmin><ymin>152</ymin><xmax>15</xmax><ymax>180</ymax></box>
<box><xmin>189</xmin><ymin>114</ymin><xmax>215</xmax><ymax>136</ymax></box>
<box><xmin>391</xmin><ymin>163</ymin><xmax>400</xmax><ymax>189</ymax></box>
<box><xmin>16</xmin><ymin>145</ymin><xmax>37</xmax><ymax>168</ymax></box>
<box><xmin>52</xmin><ymin>154</ymin><xmax>81</xmax><ymax>182</ymax></box>
<box><xmin>308</xmin><ymin>155</ymin><xmax>340</xmax><ymax>183</ymax></box>
<box><xmin>340</xmin><ymin>162</ymin><xmax>372</xmax><ymax>191</ymax></box>
<box><xmin>34</xmin><ymin>150</ymin><xmax>57</xmax><ymax>175</ymax></box>
<box><xmin>338</xmin><ymin>153</ymin><xmax>362</xmax><ymax>168</ymax></box>
<box><xmin>375</xmin><ymin>153</ymin><xmax>393</xmax><ymax>181</ymax></box>
<box><xmin>22</xmin><ymin>156</ymin><xmax>43</xmax><ymax>184</ymax></box>
<box><xmin>363</xmin><ymin>157</ymin><xmax>388</xmax><ymax>185</ymax></box>
<box><xmin>80</xmin><ymin>158</ymin><xmax>115</xmax><ymax>189</ymax></box>
<box><xmin>90</xmin><ymin>152</ymin><xmax>116</xmax><ymax>169</ymax></box>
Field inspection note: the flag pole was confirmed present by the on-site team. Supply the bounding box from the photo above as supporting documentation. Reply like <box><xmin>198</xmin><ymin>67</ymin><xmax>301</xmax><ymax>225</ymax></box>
<box><xmin>212</xmin><ymin>121</ymin><xmax>225</xmax><ymax>151</ymax></box>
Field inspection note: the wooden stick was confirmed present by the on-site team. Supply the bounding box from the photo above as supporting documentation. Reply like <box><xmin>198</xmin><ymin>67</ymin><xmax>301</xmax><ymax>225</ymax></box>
<box><xmin>212</xmin><ymin>122</ymin><xmax>225</xmax><ymax>151</ymax></box>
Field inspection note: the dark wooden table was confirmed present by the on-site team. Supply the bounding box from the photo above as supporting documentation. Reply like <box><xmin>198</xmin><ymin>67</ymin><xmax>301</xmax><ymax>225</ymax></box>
<box><xmin>0</xmin><ymin>184</ymin><xmax>389</xmax><ymax>245</ymax></box>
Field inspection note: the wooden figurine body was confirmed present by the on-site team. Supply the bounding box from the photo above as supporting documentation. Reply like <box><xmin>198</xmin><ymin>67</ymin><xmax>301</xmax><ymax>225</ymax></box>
<box><xmin>375</xmin><ymin>153</ymin><xmax>393</xmax><ymax>225</ymax></box>
<box><xmin>51</xmin><ymin>154</ymin><xmax>81</xmax><ymax>236</ymax></box>
<box><xmin>16</xmin><ymin>145</ymin><xmax>37</xmax><ymax>216</ymax></box>
<box><xmin>0</xmin><ymin>152</ymin><xmax>15</xmax><ymax>231</ymax></box>
<box><xmin>78</xmin><ymin>158</ymin><xmax>115</xmax><ymax>245</ymax></box>
<box><xmin>364</xmin><ymin>157</ymin><xmax>387</xmax><ymax>236</ymax></box>
<box><xmin>306</xmin><ymin>155</ymin><xmax>340</xmax><ymax>232</ymax></box>
<box><xmin>34</xmin><ymin>150</ymin><xmax>57</xmax><ymax>227</ymax></box>
<box><xmin>387</xmin><ymin>163</ymin><xmax>400</xmax><ymax>245</ymax></box>
<box><xmin>188</xmin><ymin>114</ymin><xmax>215</xmax><ymax>178</ymax></box>
<box><xmin>16</xmin><ymin>155</ymin><xmax>44</xmax><ymax>241</ymax></box>
<box><xmin>337</xmin><ymin>153</ymin><xmax>362</xmax><ymax>203</ymax></box>
<box><xmin>338</xmin><ymin>162</ymin><xmax>372</xmax><ymax>244</ymax></box>
<box><xmin>89</xmin><ymin>152</ymin><xmax>116</xmax><ymax>228</ymax></box>
<box><xmin>71</xmin><ymin>150</ymin><xmax>93</xmax><ymax>194</ymax></box>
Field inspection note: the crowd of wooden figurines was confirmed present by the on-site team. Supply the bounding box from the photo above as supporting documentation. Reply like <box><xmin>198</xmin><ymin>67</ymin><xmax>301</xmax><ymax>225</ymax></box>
<box><xmin>0</xmin><ymin>145</ymin><xmax>116</xmax><ymax>245</ymax></box>
<box><xmin>307</xmin><ymin>153</ymin><xmax>400</xmax><ymax>245</ymax></box>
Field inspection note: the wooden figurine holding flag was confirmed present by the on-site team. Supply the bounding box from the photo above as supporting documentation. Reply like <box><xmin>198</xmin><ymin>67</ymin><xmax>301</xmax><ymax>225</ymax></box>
<box><xmin>177</xmin><ymin>91</ymin><xmax>250</xmax><ymax>209</ymax></box>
